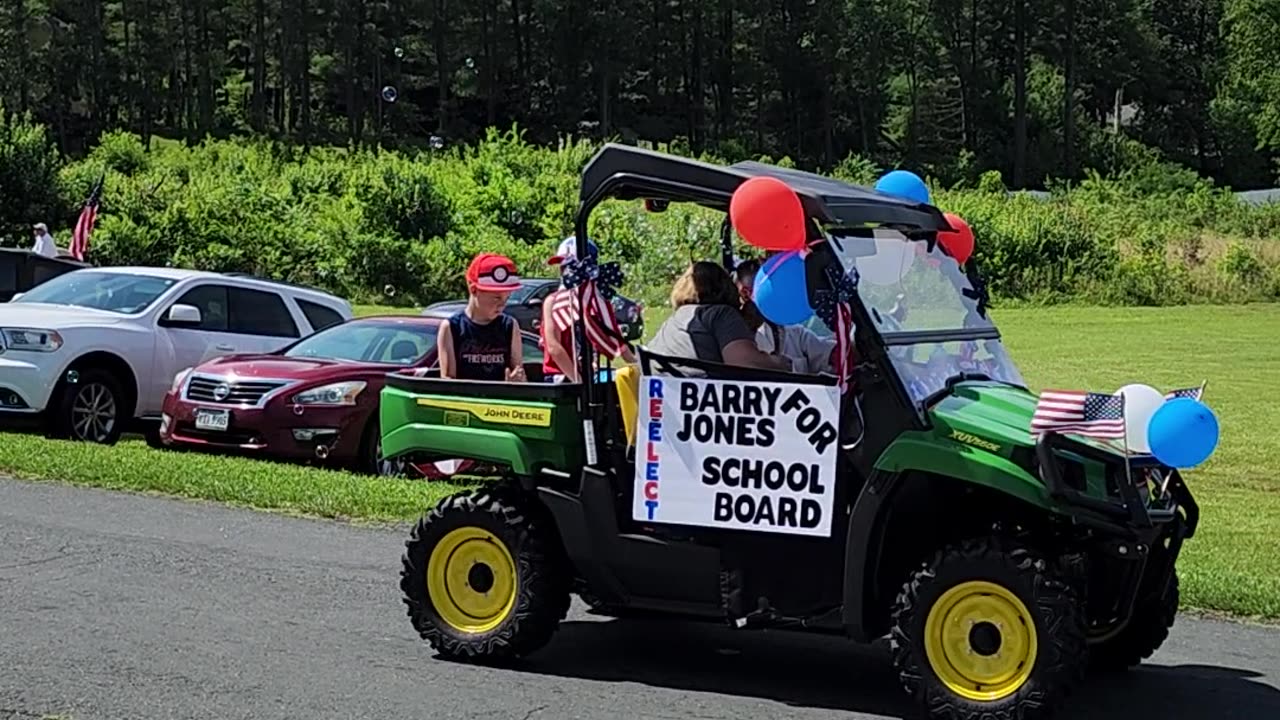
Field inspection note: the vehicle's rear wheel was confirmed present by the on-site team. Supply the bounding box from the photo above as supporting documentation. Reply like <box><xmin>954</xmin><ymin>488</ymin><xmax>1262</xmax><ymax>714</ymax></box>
<box><xmin>53</xmin><ymin>368</ymin><xmax>126</xmax><ymax>445</ymax></box>
<box><xmin>1088</xmin><ymin>570</ymin><xmax>1178</xmax><ymax>671</ymax></box>
<box><xmin>400</xmin><ymin>487</ymin><xmax>570</xmax><ymax>661</ymax></box>
<box><xmin>890</xmin><ymin>537</ymin><xmax>1086</xmax><ymax>720</ymax></box>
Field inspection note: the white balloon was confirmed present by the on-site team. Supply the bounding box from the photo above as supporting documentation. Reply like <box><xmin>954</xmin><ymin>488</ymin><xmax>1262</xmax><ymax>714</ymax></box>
<box><xmin>1116</xmin><ymin>383</ymin><xmax>1165</xmax><ymax>453</ymax></box>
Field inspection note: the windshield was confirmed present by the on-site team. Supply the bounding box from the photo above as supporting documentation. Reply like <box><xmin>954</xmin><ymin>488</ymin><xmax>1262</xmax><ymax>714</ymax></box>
<box><xmin>828</xmin><ymin>230</ymin><xmax>994</xmax><ymax>335</ymax></box>
<box><xmin>13</xmin><ymin>271</ymin><xmax>177</xmax><ymax>314</ymax></box>
<box><xmin>818</xmin><ymin>230</ymin><xmax>1025</xmax><ymax>403</ymax></box>
<box><xmin>285</xmin><ymin>319</ymin><xmax>437</xmax><ymax>365</ymax></box>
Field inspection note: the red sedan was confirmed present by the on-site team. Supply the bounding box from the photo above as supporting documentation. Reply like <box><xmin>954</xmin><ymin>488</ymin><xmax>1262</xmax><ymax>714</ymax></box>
<box><xmin>158</xmin><ymin>314</ymin><xmax>547</xmax><ymax>474</ymax></box>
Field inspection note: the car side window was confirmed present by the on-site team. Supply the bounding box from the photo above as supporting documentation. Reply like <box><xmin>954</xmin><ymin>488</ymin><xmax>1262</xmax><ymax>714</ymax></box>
<box><xmin>167</xmin><ymin>284</ymin><xmax>230</xmax><ymax>331</ymax></box>
<box><xmin>228</xmin><ymin>287</ymin><xmax>300</xmax><ymax>338</ymax></box>
<box><xmin>530</xmin><ymin>284</ymin><xmax>554</xmax><ymax>302</ymax></box>
<box><xmin>297</xmin><ymin>299</ymin><xmax>345</xmax><ymax>332</ymax></box>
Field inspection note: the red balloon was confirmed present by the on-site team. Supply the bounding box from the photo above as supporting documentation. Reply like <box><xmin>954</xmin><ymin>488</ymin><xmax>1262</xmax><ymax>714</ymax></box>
<box><xmin>729</xmin><ymin>176</ymin><xmax>806</xmax><ymax>252</ymax></box>
<box><xmin>938</xmin><ymin>212</ymin><xmax>975</xmax><ymax>265</ymax></box>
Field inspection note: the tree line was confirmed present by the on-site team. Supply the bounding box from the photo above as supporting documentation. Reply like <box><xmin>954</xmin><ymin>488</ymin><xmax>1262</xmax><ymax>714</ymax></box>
<box><xmin>2</xmin><ymin>0</ymin><xmax>1278</xmax><ymax>190</ymax></box>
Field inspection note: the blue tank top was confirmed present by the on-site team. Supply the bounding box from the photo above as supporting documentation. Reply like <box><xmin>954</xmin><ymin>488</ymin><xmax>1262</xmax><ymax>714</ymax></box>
<box><xmin>447</xmin><ymin>311</ymin><xmax>515</xmax><ymax>381</ymax></box>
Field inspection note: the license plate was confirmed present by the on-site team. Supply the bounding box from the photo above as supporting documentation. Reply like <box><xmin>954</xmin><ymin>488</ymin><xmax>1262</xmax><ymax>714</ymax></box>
<box><xmin>194</xmin><ymin>408</ymin><xmax>230</xmax><ymax>432</ymax></box>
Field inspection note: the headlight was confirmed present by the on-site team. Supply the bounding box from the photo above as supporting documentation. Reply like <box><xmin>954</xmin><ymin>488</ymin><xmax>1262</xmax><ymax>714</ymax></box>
<box><xmin>171</xmin><ymin>367</ymin><xmax>193</xmax><ymax>393</ymax></box>
<box><xmin>0</xmin><ymin>328</ymin><xmax>63</xmax><ymax>352</ymax></box>
<box><xmin>292</xmin><ymin>381</ymin><xmax>367</xmax><ymax>406</ymax></box>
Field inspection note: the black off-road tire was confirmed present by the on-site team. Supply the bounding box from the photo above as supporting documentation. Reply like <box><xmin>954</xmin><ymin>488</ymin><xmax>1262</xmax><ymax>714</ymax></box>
<box><xmin>1089</xmin><ymin>570</ymin><xmax>1178</xmax><ymax>671</ymax></box>
<box><xmin>890</xmin><ymin>537</ymin><xmax>1087</xmax><ymax>720</ymax></box>
<box><xmin>50</xmin><ymin>368</ymin><xmax>128</xmax><ymax>445</ymax></box>
<box><xmin>400</xmin><ymin>486</ymin><xmax>571</xmax><ymax>661</ymax></box>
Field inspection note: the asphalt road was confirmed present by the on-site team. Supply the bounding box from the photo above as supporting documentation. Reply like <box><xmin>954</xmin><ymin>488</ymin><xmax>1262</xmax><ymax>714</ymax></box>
<box><xmin>2</xmin><ymin>478</ymin><xmax>1278</xmax><ymax>720</ymax></box>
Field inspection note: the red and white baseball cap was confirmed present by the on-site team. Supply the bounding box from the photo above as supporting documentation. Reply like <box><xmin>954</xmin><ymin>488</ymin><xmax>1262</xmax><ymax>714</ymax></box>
<box><xmin>547</xmin><ymin>235</ymin><xmax>599</xmax><ymax>266</ymax></box>
<box><xmin>466</xmin><ymin>253</ymin><xmax>522</xmax><ymax>292</ymax></box>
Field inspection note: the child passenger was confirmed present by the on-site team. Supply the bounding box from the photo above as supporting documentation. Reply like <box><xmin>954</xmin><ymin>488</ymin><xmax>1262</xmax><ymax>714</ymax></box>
<box><xmin>436</xmin><ymin>252</ymin><xmax>528</xmax><ymax>382</ymax></box>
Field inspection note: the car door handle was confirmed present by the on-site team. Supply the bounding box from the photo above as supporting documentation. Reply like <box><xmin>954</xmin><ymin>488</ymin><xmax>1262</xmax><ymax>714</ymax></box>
<box><xmin>215</xmin><ymin>344</ymin><xmax>235</xmax><ymax>351</ymax></box>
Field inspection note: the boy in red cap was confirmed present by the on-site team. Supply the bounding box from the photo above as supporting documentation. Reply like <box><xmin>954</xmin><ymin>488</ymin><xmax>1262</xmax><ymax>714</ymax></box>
<box><xmin>436</xmin><ymin>253</ymin><xmax>527</xmax><ymax>382</ymax></box>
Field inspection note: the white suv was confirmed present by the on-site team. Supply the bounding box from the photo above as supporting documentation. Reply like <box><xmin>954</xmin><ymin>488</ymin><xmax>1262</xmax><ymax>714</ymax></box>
<box><xmin>0</xmin><ymin>266</ymin><xmax>353</xmax><ymax>444</ymax></box>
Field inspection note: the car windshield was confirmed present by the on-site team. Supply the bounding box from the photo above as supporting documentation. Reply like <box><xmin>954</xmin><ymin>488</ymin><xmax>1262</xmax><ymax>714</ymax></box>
<box><xmin>12</xmin><ymin>271</ymin><xmax>177</xmax><ymax>314</ymax></box>
<box><xmin>284</xmin><ymin>319</ymin><xmax>438</xmax><ymax>365</ymax></box>
<box><xmin>818</xmin><ymin>230</ymin><xmax>1026</xmax><ymax>403</ymax></box>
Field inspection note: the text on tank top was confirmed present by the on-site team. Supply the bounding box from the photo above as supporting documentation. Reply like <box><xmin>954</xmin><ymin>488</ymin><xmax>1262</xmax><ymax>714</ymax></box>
<box><xmin>448</xmin><ymin>311</ymin><xmax>513</xmax><ymax>381</ymax></box>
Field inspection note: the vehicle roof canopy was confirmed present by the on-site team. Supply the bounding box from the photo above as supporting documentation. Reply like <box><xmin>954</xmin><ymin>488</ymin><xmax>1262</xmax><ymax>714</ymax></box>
<box><xmin>578</xmin><ymin>143</ymin><xmax>952</xmax><ymax>233</ymax></box>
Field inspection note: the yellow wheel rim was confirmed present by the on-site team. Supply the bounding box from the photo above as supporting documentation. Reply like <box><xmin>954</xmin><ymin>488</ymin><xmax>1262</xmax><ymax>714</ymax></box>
<box><xmin>427</xmin><ymin>527</ymin><xmax>518</xmax><ymax>634</ymax></box>
<box><xmin>923</xmin><ymin>580</ymin><xmax>1038</xmax><ymax>702</ymax></box>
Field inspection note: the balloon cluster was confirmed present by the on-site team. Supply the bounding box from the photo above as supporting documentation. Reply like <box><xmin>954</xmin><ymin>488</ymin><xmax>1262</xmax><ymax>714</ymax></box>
<box><xmin>727</xmin><ymin>169</ymin><xmax>980</xmax><ymax>326</ymax></box>
<box><xmin>1116</xmin><ymin>384</ymin><xmax>1219</xmax><ymax>468</ymax></box>
<box><xmin>728</xmin><ymin>176</ymin><xmax>813</xmax><ymax>325</ymax></box>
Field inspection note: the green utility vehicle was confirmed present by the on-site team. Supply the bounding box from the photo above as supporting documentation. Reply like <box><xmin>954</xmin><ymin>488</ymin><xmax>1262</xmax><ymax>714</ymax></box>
<box><xmin>382</xmin><ymin>145</ymin><xmax>1199</xmax><ymax>720</ymax></box>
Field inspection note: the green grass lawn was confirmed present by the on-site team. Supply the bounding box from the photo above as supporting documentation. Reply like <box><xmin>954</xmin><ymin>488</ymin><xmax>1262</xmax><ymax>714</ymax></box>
<box><xmin>1</xmin><ymin>303</ymin><xmax>1277</xmax><ymax>618</ymax></box>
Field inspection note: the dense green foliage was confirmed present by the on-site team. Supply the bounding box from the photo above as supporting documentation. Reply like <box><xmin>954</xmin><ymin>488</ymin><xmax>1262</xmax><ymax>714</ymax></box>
<box><xmin>1</xmin><ymin>109</ymin><xmax>1276</xmax><ymax>307</ymax></box>
<box><xmin>1</xmin><ymin>0</ymin><xmax>1278</xmax><ymax>191</ymax></box>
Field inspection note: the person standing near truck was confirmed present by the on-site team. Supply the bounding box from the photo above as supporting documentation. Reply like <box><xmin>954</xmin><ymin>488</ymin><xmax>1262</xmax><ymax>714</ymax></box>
<box><xmin>30</xmin><ymin>223</ymin><xmax>56</xmax><ymax>258</ymax></box>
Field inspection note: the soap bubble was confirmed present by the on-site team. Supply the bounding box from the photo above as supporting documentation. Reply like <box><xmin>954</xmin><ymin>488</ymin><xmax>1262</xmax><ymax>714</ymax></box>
<box><xmin>429</xmin><ymin>135</ymin><xmax>445</xmax><ymax>149</ymax></box>
<box><xmin>394</xmin><ymin>46</ymin><xmax>404</xmax><ymax>58</ymax></box>
<box><xmin>381</xmin><ymin>85</ymin><xmax>398</xmax><ymax>103</ymax></box>
<box><xmin>384</xmin><ymin>284</ymin><xmax>397</xmax><ymax>297</ymax></box>
<box><xmin>465</xmin><ymin>57</ymin><xmax>475</xmax><ymax>69</ymax></box>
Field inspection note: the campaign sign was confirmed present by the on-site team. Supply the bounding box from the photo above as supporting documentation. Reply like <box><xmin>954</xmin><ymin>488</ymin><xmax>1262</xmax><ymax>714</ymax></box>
<box><xmin>633</xmin><ymin>375</ymin><xmax>841</xmax><ymax>537</ymax></box>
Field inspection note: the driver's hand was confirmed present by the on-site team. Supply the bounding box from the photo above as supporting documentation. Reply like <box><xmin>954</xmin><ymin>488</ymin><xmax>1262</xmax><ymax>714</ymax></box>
<box><xmin>506</xmin><ymin>365</ymin><xmax>527</xmax><ymax>383</ymax></box>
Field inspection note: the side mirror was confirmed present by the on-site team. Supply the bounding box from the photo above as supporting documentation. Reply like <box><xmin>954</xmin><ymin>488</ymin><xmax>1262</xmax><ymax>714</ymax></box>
<box><xmin>644</xmin><ymin>198</ymin><xmax>669</xmax><ymax>213</ymax></box>
<box><xmin>164</xmin><ymin>303</ymin><xmax>202</xmax><ymax>326</ymax></box>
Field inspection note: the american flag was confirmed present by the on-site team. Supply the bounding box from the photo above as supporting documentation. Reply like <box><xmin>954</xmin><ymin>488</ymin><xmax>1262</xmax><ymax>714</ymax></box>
<box><xmin>1165</xmin><ymin>385</ymin><xmax>1204</xmax><ymax>401</ymax></box>
<box><xmin>69</xmin><ymin>174</ymin><xmax>104</xmax><ymax>261</ymax></box>
<box><xmin>547</xmin><ymin>286</ymin><xmax>628</xmax><ymax>359</ymax></box>
<box><xmin>1031</xmin><ymin>390</ymin><xmax>1127</xmax><ymax>439</ymax></box>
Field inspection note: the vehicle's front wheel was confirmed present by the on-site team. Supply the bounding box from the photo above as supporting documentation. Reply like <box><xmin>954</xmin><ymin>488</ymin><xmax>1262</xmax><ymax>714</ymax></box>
<box><xmin>890</xmin><ymin>537</ymin><xmax>1086</xmax><ymax>720</ymax></box>
<box><xmin>400</xmin><ymin>487</ymin><xmax>570</xmax><ymax>661</ymax></box>
<box><xmin>1089</xmin><ymin>570</ymin><xmax>1178</xmax><ymax>671</ymax></box>
<box><xmin>53</xmin><ymin>369</ymin><xmax>126</xmax><ymax>445</ymax></box>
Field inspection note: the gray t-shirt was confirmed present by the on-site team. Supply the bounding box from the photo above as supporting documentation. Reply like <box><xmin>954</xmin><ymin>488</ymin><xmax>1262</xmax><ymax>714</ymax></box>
<box><xmin>645</xmin><ymin>304</ymin><xmax>754</xmax><ymax>364</ymax></box>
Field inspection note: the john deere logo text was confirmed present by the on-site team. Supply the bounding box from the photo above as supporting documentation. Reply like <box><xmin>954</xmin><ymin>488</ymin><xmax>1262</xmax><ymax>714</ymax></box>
<box><xmin>416</xmin><ymin>398</ymin><xmax>552</xmax><ymax>427</ymax></box>
<box><xmin>950</xmin><ymin>430</ymin><xmax>1001</xmax><ymax>453</ymax></box>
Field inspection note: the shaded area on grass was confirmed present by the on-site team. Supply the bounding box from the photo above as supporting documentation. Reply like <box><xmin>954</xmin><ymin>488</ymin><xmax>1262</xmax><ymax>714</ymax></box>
<box><xmin>0</xmin><ymin>434</ymin><xmax>468</xmax><ymax>524</ymax></box>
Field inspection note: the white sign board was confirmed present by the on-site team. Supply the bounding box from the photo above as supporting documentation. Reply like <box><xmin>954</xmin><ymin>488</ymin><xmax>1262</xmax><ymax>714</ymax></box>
<box><xmin>632</xmin><ymin>375</ymin><xmax>842</xmax><ymax>537</ymax></box>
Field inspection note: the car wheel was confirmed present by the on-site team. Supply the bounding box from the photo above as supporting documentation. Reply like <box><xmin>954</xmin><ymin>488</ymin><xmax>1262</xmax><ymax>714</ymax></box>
<box><xmin>55</xmin><ymin>369</ymin><xmax>126</xmax><ymax>445</ymax></box>
<box><xmin>360</xmin><ymin>417</ymin><xmax>409</xmax><ymax>477</ymax></box>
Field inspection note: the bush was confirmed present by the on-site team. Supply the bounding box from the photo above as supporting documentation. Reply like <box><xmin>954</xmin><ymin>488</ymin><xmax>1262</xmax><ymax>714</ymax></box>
<box><xmin>0</xmin><ymin>105</ymin><xmax>67</xmax><ymax>243</ymax></box>
<box><xmin>4</xmin><ymin>121</ymin><xmax>1278</xmax><ymax>308</ymax></box>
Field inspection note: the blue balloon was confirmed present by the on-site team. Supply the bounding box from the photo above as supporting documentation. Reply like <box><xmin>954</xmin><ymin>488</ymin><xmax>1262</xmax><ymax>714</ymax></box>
<box><xmin>1147</xmin><ymin>397</ymin><xmax>1220</xmax><ymax>468</ymax></box>
<box><xmin>754</xmin><ymin>251</ymin><xmax>813</xmax><ymax>325</ymax></box>
<box><xmin>875</xmin><ymin>170</ymin><xmax>931</xmax><ymax>205</ymax></box>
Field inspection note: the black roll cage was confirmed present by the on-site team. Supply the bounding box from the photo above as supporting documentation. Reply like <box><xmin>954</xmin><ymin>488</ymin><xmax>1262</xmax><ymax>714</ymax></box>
<box><xmin>567</xmin><ymin>143</ymin><xmax>955</xmax><ymax>463</ymax></box>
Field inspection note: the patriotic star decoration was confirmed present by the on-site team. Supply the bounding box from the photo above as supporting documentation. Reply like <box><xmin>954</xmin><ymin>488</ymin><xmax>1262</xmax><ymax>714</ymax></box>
<box><xmin>562</xmin><ymin>256</ymin><xmax>625</xmax><ymax>299</ymax></box>
<box><xmin>813</xmin><ymin>264</ymin><xmax>859</xmax><ymax>331</ymax></box>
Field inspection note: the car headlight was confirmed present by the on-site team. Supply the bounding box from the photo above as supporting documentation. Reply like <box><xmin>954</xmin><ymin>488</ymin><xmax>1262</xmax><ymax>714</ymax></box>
<box><xmin>0</xmin><ymin>328</ymin><xmax>63</xmax><ymax>353</ymax></box>
<box><xmin>171</xmin><ymin>367</ymin><xmax>193</xmax><ymax>393</ymax></box>
<box><xmin>292</xmin><ymin>381</ymin><xmax>367</xmax><ymax>406</ymax></box>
